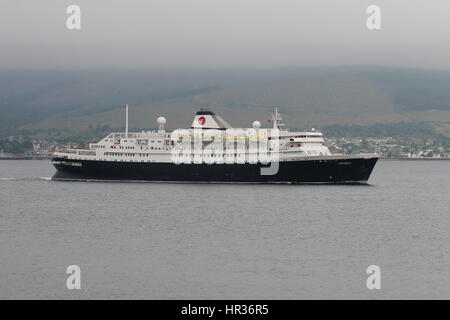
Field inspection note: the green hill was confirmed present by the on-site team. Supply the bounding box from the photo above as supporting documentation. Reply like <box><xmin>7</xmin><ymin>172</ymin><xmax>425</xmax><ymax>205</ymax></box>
<box><xmin>1</xmin><ymin>67</ymin><xmax>450</xmax><ymax>141</ymax></box>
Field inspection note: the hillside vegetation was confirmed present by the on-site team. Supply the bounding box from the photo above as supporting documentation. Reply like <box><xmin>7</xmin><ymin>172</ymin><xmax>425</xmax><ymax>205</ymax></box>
<box><xmin>1</xmin><ymin>67</ymin><xmax>449</xmax><ymax>141</ymax></box>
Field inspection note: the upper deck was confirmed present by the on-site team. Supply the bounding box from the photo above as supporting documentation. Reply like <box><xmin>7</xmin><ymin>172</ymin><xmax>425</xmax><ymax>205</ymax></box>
<box><xmin>52</xmin><ymin>108</ymin><xmax>359</xmax><ymax>163</ymax></box>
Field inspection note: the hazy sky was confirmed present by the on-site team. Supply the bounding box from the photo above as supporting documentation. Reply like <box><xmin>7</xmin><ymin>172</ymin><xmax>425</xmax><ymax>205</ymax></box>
<box><xmin>1</xmin><ymin>0</ymin><xmax>450</xmax><ymax>69</ymax></box>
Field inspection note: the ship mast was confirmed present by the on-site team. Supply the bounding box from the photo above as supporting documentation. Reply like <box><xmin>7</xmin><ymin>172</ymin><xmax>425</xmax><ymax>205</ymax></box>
<box><xmin>125</xmin><ymin>104</ymin><xmax>129</xmax><ymax>138</ymax></box>
<box><xmin>271</xmin><ymin>107</ymin><xmax>285</xmax><ymax>129</ymax></box>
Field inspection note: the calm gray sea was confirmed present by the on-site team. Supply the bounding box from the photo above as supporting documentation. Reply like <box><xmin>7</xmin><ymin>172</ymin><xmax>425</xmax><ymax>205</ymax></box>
<box><xmin>0</xmin><ymin>160</ymin><xmax>449</xmax><ymax>299</ymax></box>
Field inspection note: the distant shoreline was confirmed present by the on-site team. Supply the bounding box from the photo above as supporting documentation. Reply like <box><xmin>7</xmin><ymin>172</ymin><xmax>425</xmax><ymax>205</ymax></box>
<box><xmin>0</xmin><ymin>157</ymin><xmax>51</xmax><ymax>160</ymax></box>
<box><xmin>1</xmin><ymin>157</ymin><xmax>449</xmax><ymax>161</ymax></box>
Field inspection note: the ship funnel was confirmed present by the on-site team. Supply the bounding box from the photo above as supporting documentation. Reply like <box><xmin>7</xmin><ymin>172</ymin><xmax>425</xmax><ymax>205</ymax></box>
<box><xmin>191</xmin><ymin>109</ymin><xmax>232</xmax><ymax>130</ymax></box>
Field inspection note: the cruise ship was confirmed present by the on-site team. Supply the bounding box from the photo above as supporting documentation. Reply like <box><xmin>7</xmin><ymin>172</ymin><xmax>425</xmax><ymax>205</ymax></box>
<box><xmin>52</xmin><ymin>107</ymin><xmax>378</xmax><ymax>183</ymax></box>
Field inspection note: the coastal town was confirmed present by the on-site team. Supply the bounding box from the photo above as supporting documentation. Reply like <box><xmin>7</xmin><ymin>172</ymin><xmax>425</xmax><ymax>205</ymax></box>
<box><xmin>1</xmin><ymin>135</ymin><xmax>449</xmax><ymax>160</ymax></box>
<box><xmin>327</xmin><ymin>137</ymin><xmax>449</xmax><ymax>160</ymax></box>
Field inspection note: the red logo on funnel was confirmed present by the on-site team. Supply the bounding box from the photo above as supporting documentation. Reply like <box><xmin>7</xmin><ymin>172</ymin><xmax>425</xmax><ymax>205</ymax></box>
<box><xmin>198</xmin><ymin>116</ymin><xmax>206</xmax><ymax>125</ymax></box>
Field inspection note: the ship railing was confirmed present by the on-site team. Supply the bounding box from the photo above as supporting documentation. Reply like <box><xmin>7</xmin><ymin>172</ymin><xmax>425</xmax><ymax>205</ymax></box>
<box><xmin>291</xmin><ymin>137</ymin><xmax>324</xmax><ymax>143</ymax></box>
<box><xmin>111</xmin><ymin>132</ymin><xmax>145</xmax><ymax>139</ymax></box>
<box><xmin>64</xmin><ymin>149</ymin><xmax>78</xmax><ymax>154</ymax></box>
<box><xmin>58</xmin><ymin>148</ymin><xmax>97</xmax><ymax>156</ymax></box>
<box><xmin>78</xmin><ymin>150</ymin><xmax>96</xmax><ymax>156</ymax></box>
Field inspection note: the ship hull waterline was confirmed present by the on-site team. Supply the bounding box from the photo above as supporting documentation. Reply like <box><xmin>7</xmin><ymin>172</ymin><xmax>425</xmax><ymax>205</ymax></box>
<box><xmin>51</xmin><ymin>156</ymin><xmax>378</xmax><ymax>184</ymax></box>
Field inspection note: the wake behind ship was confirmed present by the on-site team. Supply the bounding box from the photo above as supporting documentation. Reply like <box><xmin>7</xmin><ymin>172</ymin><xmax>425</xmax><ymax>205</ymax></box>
<box><xmin>52</xmin><ymin>108</ymin><xmax>378</xmax><ymax>183</ymax></box>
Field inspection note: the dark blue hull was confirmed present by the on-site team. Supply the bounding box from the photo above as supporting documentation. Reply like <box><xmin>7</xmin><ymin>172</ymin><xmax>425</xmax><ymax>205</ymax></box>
<box><xmin>52</xmin><ymin>156</ymin><xmax>378</xmax><ymax>184</ymax></box>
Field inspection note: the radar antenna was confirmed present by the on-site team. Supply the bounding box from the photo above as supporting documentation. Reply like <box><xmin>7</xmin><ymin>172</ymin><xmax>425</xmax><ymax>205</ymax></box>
<box><xmin>270</xmin><ymin>107</ymin><xmax>285</xmax><ymax>129</ymax></box>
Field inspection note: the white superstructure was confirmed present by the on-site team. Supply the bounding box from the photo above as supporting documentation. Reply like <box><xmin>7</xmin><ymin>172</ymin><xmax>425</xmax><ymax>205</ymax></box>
<box><xmin>53</xmin><ymin>108</ymin><xmax>336</xmax><ymax>164</ymax></box>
